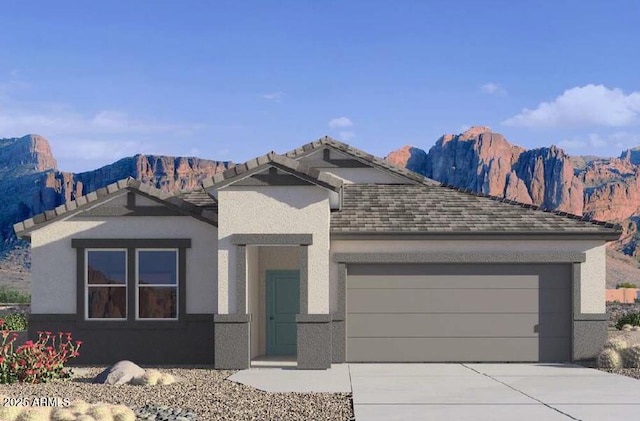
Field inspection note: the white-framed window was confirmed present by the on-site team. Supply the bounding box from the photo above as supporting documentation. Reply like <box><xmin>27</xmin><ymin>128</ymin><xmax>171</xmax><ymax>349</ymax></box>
<box><xmin>136</xmin><ymin>249</ymin><xmax>178</xmax><ymax>320</ymax></box>
<box><xmin>86</xmin><ymin>249</ymin><xmax>127</xmax><ymax>320</ymax></box>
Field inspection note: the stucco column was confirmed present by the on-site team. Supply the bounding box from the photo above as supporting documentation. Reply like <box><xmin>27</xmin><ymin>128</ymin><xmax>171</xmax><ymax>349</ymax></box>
<box><xmin>297</xmin><ymin>244</ymin><xmax>332</xmax><ymax>369</ymax></box>
<box><xmin>214</xmin><ymin>244</ymin><xmax>250</xmax><ymax>369</ymax></box>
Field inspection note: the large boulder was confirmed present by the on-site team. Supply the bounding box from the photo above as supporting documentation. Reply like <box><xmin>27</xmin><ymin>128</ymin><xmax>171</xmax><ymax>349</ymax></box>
<box><xmin>93</xmin><ymin>360</ymin><xmax>145</xmax><ymax>385</ymax></box>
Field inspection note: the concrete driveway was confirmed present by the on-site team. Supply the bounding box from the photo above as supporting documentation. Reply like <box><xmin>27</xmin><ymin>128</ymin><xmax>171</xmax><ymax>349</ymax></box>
<box><xmin>351</xmin><ymin>363</ymin><xmax>640</xmax><ymax>421</ymax></box>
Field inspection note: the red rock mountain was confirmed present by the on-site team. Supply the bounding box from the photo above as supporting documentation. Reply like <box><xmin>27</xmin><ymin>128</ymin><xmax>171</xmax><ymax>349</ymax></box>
<box><xmin>386</xmin><ymin>127</ymin><xmax>640</xmax><ymax>283</ymax></box>
<box><xmin>0</xmin><ymin>135</ymin><xmax>233</xmax><ymax>258</ymax></box>
<box><xmin>389</xmin><ymin>127</ymin><xmax>584</xmax><ymax>215</ymax></box>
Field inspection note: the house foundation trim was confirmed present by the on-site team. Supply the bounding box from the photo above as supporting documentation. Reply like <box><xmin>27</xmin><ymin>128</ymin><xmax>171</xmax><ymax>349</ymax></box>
<box><xmin>214</xmin><ymin>314</ymin><xmax>251</xmax><ymax>369</ymax></box>
<box><xmin>296</xmin><ymin>314</ymin><xmax>333</xmax><ymax>369</ymax></box>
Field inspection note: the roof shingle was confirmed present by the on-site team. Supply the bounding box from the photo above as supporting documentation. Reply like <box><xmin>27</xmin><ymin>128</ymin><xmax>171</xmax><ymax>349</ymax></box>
<box><xmin>331</xmin><ymin>184</ymin><xmax>622</xmax><ymax>237</ymax></box>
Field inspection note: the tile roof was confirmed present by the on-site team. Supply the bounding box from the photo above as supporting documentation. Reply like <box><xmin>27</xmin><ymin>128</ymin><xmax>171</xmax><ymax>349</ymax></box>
<box><xmin>177</xmin><ymin>188</ymin><xmax>217</xmax><ymax>209</ymax></box>
<box><xmin>331</xmin><ymin>184</ymin><xmax>622</xmax><ymax>238</ymax></box>
<box><xmin>14</xmin><ymin>177</ymin><xmax>217</xmax><ymax>237</ymax></box>
<box><xmin>202</xmin><ymin>151</ymin><xmax>343</xmax><ymax>192</ymax></box>
<box><xmin>284</xmin><ymin>136</ymin><xmax>440</xmax><ymax>186</ymax></box>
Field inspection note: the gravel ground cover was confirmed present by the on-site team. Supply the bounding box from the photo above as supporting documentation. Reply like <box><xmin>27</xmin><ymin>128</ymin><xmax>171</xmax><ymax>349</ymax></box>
<box><xmin>0</xmin><ymin>366</ymin><xmax>353</xmax><ymax>421</ymax></box>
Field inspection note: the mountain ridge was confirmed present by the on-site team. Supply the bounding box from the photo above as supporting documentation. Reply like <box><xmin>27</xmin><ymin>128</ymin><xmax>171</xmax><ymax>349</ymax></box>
<box><xmin>1</xmin><ymin>130</ymin><xmax>639</xmax><ymax>291</ymax></box>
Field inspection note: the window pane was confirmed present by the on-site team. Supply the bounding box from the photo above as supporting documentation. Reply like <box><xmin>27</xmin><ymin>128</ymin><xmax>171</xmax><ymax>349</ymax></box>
<box><xmin>139</xmin><ymin>287</ymin><xmax>177</xmax><ymax>319</ymax></box>
<box><xmin>87</xmin><ymin>251</ymin><xmax>126</xmax><ymax>285</ymax></box>
<box><xmin>138</xmin><ymin>251</ymin><xmax>177</xmax><ymax>285</ymax></box>
<box><xmin>88</xmin><ymin>287</ymin><xmax>126</xmax><ymax>318</ymax></box>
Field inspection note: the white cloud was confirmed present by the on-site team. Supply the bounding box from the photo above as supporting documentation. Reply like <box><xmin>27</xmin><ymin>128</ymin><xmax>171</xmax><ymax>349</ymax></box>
<box><xmin>54</xmin><ymin>138</ymin><xmax>143</xmax><ymax>162</ymax></box>
<box><xmin>339</xmin><ymin>131</ymin><xmax>356</xmax><ymax>140</ymax></box>
<box><xmin>261</xmin><ymin>91</ymin><xmax>285</xmax><ymax>100</ymax></box>
<box><xmin>328</xmin><ymin>116</ymin><xmax>353</xmax><ymax>128</ymax></box>
<box><xmin>503</xmin><ymin>84</ymin><xmax>640</xmax><ymax>128</ymax></box>
<box><xmin>0</xmin><ymin>103</ymin><xmax>201</xmax><ymax>138</ymax></box>
<box><xmin>558</xmin><ymin>132</ymin><xmax>640</xmax><ymax>151</ymax></box>
<box><xmin>0</xmin><ymin>80</ymin><xmax>205</xmax><ymax>172</ymax></box>
<box><xmin>480</xmin><ymin>82</ymin><xmax>507</xmax><ymax>96</ymax></box>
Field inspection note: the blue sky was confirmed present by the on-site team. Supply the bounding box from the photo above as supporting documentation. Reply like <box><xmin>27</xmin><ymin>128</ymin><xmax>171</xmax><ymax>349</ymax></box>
<box><xmin>0</xmin><ymin>1</ymin><xmax>639</xmax><ymax>172</ymax></box>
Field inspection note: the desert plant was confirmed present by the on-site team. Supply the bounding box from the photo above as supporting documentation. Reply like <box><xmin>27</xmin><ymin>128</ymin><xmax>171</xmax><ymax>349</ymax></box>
<box><xmin>50</xmin><ymin>408</ymin><xmax>77</xmax><ymax>421</ymax></box>
<box><xmin>615</xmin><ymin>311</ymin><xmax>640</xmax><ymax>330</ymax></box>
<box><xmin>616</xmin><ymin>282</ymin><xmax>638</xmax><ymax>289</ymax></box>
<box><xmin>130</xmin><ymin>369</ymin><xmax>175</xmax><ymax>386</ymax></box>
<box><xmin>604</xmin><ymin>338</ymin><xmax>629</xmax><ymax>352</ymax></box>
<box><xmin>0</xmin><ymin>288</ymin><xmax>30</xmax><ymax>304</ymax></box>
<box><xmin>0</xmin><ymin>405</ymin><xmax>22</xmax><ymax>421</ymax></box>
<box><xmin>16</xmin><ymin>407</ymin><xmax>51</xmax><ymax>421</ymax></box>
<box><xmin>597</xmin><ymin>348</ymin><xmax>623</xmax><ymax>369</ymax></box>
<box><xmin>110</xmin><ymin>406</ymin><xmax>136</xmax><ymax>421</ymax></box>
<box><xmin>623</xmin><ymin>344</ymin><xmax>640</xmax><ymax>368</ymax></box>
<box><xmin>2</xmin><ymin>313</ymin><xmax>27</xmax><ymax>331</ymax></box>
<box><xmin>86</xmin><ymin>405</ymin><xmax>114</xmax><ymax>421</ymax></box>
<box><xmin>0</xmin><ymin>325</ymin><xmax>82</xmax><ymax>384</ymax></box>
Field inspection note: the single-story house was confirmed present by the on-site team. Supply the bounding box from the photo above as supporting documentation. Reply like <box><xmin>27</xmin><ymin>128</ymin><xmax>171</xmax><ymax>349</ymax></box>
<box><xmin>14</xmin><ymin>137</ymin><xmax>621</xmax><ymax>369</ymax></box>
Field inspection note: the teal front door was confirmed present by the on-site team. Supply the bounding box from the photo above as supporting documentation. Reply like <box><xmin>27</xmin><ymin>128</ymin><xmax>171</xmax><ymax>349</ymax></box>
<box><xmin>266</xmin><ymin>270</ymin><xmax>300</xmax><ymax>356</ymax></box>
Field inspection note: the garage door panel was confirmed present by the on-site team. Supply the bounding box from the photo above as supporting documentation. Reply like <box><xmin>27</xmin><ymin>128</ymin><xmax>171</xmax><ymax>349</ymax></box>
<box><xmin>345</xmin><ymin>263</ymin><xmax>572</xmax><ymax>362</ymax></box>
<box><xmin>348</xmin><ymin>289</ymin><xmax>569</xmax><ymax>314</ymax></box>
<box><xmin>347</xmin><ymin>313</ymin><xmax>571</xmax><ymax>338</ymax></box>
<box><xmin>349</xmin><ymin>274</ymin><xmax>547</xmax><ymax>290</ymax></box>
<box><xmin>348</xmin><ymin>264</ymin><xmax>571</xmax><ymax>290</ymax></box>
<box><xmin>347</xmin><ymin>337</ymin><xmax>570</xmax><ymax>362</ymax></box>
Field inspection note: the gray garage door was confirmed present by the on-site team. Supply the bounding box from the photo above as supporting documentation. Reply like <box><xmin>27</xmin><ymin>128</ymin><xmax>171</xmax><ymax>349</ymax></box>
<box><xmin>346</xmin><ymin>264</ymin><xmax>571</xmax><ymax>362</ymax></box>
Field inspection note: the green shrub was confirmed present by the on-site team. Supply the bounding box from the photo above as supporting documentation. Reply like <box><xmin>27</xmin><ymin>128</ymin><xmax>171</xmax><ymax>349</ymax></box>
<box><xmin>617</xmin><ymin>282</ymin><xmax>638</xmax><ymax>289</ymax></box>
<box><xmin>616</xmin><ymin>311</ymin><xmax>640</xmax><ymax>330</ymax></box>
<box><xmin>2</xmin><ymin>313</ymin><xmax>27</xmax><ymax>331</ymax></box>
<box><xmin>0</xmin><ymin>288</ymin><xmax>30</xmax><ymax>304</ymax></box>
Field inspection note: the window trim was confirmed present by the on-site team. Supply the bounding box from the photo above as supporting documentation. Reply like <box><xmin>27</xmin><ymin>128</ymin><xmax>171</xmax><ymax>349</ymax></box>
<box><xmin>73</xmin><ymin>238</ymin><xmax>190</xmax><ymax>327</ymax></box>
<box><xmin>135</xmin><ymin>248</ymin><xmax>179</xmax><ymax>321</ymax></box>
<box><xmin>85</xmin><ymin>248</ymin><xmax>128</xmax><ymax>321</ymax></box>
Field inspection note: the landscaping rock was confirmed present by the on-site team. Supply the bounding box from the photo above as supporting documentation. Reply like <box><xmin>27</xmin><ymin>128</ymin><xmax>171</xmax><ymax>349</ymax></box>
<box><xmin>93</xmin><ymin>361</ymin><xmax>145</xmax><ymax>385</ymax></box>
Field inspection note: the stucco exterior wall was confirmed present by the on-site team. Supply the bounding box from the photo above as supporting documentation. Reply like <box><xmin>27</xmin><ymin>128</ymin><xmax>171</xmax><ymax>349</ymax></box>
<box><xmin>329</xmin><ymin>239</ymin><xmax>607</xmax><ymax>314</ymax></box>
<box><xmin>30</xmin><ymin>215</ymin><xmax>218</xmax><ymax>314</ymax></box>
<box><xmin>218</xmin><ymin>185</ymin><xmax>330</xmax><ymax>314</ymax></box>
<box><xmin>581</xmin><ymin>244</ymin><xmax>606</xmax><ymax>313</ymax></box>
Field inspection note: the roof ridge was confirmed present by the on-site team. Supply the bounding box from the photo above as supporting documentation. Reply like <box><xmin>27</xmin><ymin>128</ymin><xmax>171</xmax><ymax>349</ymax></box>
<box><xmin>438</xmin><ymin>183</ymin><xmax>621</xmax><ymax>230</ymax></box>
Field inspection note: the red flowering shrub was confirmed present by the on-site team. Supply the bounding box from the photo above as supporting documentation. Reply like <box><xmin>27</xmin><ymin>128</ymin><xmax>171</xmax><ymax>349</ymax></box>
<box><xmin>0</xmin><ymin>319</ymin><xmax>82</xmax><ymax>384</ymax></box>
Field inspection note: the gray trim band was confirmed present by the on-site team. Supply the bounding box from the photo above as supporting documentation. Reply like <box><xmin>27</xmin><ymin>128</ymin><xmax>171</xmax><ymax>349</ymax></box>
<box><xmin>72</xmin><ymin>238</ymin><xmax>192</xmax><ymax>248</ymax></box>
<box><xmin>574</xmin><ymin>313</ymin><xmax>608</xmax><ymax>321</ymax></box>
<box><xmin>235</xmin><ymin>173</ymin><xmax>316</xmax><ymax>187</ymax></box>
<box><xmin>333</xmin><ymin>252</ymin><xmax>587</xmax><ymax>264</ymax></box>
<box><xmin>214</xmin><ymin>314</ymin><xmax>251</xmax><ymax>323</ymax></box>
<box><xmin>297</xmin><ymin>314</ymin><xmax>332</xmax><ymax>323</ymax></box>
<box><xmin>330</xmin><ymin>232</ymin><xmax>621</xmax><ymax>241</ymax></box>
<box><xmin>74</xmin><ymin>206</ymin><xmax>184</xmax><ymax>217</ymax></box>
<box><xmin>231</xmin><ymin>234</ymin><xmax>313</xmax><ymax>245</ymax></box>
